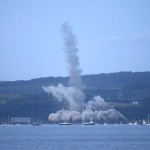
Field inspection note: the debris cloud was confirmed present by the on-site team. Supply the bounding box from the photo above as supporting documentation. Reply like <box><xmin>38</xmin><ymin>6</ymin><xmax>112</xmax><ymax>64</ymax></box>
<box><xmin>43</xmin><ymin>23</ymin><xmax>126</xmax><ymax>124</ymax></box>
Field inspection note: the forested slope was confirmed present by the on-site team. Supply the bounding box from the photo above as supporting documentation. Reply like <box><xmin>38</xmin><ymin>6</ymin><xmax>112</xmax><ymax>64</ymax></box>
<box><xmin>0</xmin><ymin>72</ymin><xmax>150</xmax><ymax>122</ymax></box>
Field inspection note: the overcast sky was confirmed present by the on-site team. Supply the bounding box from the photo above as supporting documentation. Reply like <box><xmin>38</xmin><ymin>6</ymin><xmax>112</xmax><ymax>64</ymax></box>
<box><xmin>0</xmin><ymin>0</ymin><xmax>150</xmax><ymax>81</ymax></box>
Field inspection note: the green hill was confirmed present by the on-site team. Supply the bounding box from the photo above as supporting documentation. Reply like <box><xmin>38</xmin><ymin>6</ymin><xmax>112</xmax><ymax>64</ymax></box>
<box><xmin>0</xmin><ymin>72</ymin><xmax>150</xmax><ymax>123</ymax></box>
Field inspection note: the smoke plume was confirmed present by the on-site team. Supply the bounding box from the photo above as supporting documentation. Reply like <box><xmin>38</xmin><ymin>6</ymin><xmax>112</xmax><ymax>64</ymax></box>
<box><xmin>43</xmin><ymin>22</ymin><xmax>85</xmax><ymax>112</ymax></box>
<box><xmin>61</xmin><ymin>22</ymin><xmax>83</xmax><ymax>89</ymax></box>
<box><xmin>43</xmin><ymin>84</ymin><xmax>85</xmax><ymax>111</ymax></box>
<box><xmin>43</xmin><ymin>23</ymin><xmax>127</xmax><ymax>124</ymax></box>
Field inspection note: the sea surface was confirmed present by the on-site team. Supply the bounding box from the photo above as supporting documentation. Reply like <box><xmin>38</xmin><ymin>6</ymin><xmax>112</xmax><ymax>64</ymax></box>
<box><xmin>0</xmin><ymin>124</ymin><xmax>150</xmax><ymax>150</ymax></box>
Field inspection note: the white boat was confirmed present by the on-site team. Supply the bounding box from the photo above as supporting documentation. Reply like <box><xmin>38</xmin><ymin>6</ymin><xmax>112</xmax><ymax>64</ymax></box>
<box><xmin>1</xmin><ymin>124</ymin><xmax>8</xmax><ymax>127</ymax></box>
<box><xmin>59</xmin><ymin>122</ymin><xmax>71</xmax><ymax>125</ymax></box>
<box><xmin>142</xmin><ymin>114</ymin><xmax>150</xmax><ymax>126</ymax></box>
<box><xmin>128</xmin><ymin>122</ymin><xmax>133</xmax><ymax>125</ymax></box>
<box><xmin>32</xmin><ymin>123</ymin><xmax>41</xmax><ymax>126</ymax></box>
<box><xmin>133</xmin><ymin>121</ymin><xmax>138</xmax><ymax>125</ymax></box>
<box><xmin>82</xmin><ymin>121</ymin><xmax>95</xmax><ymax>125</ymax></box>
<box><xmin>142</xmin><ymin>119</ymin><xmax>147</xmax><ymax>126</ymax></box>
<box><xmin>147</xmin><ymin>114</ymin><xmax>150</xmax><ymax>125</ymax></box>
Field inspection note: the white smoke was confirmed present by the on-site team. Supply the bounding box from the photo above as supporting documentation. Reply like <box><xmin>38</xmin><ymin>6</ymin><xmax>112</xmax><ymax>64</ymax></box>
<box><xmin>49</xmin><ymin>110</ymin><xmax>82</xmax><ymax>123</ymax></box>
<box><xmin>48</xmin><ymin>96</ymin><xmax>126</xmax><ymax>123</ymax></box>
<box><xmin>86</xmin><ymin>96</ymin><xmax>111</xmax><ymax>111</ymax></box>
<box><xmin>61</xmin><ymin>22</ymin><xmax>83</xmax><ymax>89</ymax></box>
<box><xmin>43</xmin><ymin>23</ymin><xmax>127</xmax><ymax>124</ymax></box>
<box><xmin>43</xmin><ymin>84</ymin><xmax>85</xmax><ymax>112</ymax></box>
<box><xmin>43</xmin><ymin>22</ymin><xmax>85</xmax><ymax>112</ymax></box>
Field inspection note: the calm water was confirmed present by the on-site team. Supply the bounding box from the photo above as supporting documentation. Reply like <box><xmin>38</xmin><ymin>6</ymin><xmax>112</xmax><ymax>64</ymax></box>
<box><xmin>0</xmin><ymin>124</ymin><xmax>150</xmax><ymax>150</ymax></box>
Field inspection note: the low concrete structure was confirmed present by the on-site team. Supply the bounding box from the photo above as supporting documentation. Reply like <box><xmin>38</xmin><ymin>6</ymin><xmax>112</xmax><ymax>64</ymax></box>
<box><xmin>11</xmin><ymin>117</ymin><xmax>31</xmax><ymax>124</ymax></box>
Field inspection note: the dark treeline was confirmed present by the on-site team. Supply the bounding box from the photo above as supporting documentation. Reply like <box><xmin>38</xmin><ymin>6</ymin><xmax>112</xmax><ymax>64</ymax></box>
<box><xmin>0</xmin><ymin>72</ymin><xmax>150</xmax><ymax>122</ymax></box>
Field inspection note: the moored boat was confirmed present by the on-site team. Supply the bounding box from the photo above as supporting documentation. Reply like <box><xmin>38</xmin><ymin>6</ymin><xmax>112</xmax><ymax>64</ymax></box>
<box><xmin>59</xmin><ymin>122</ymin><xmax>71</xmax><ymax>125</ymax></box>
<box><xmin>82</xmin><ymin>121</ymin><xmax>95</xmax><ymax>125</ymax></box>
<box><xmin>142</xmin><ymin>119</ymin><xmax>147</xmax><ymax>126</ymax></box>
<box><xmin>147</xmin><ymin>114</ymin><xmax>150</xmax><ymax>125</ymax></box>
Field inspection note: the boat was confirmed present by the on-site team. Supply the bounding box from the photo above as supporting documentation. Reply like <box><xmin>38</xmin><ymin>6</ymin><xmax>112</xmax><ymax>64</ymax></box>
<box><xmin>147</xmin><ymin>114</ymin><xmax>150</xmax><ymax>125</ymax></box>
<box><xmin>32</xmin><ymin>118</ymin><xmax>42</xmax><ymax>126</ymax></box>
<box><xmin>1</xmin><ymin>124</ymin><xmax>8</xmax><ymax>127</ymax></box>
<box><xmin>142</xmin><ymin>114</ymin><xmax>150</xmax><ymax>126</ymax></box>
<box><xmin>32</xmin><ymin>123</ymin><xmax>41</xmax><ymax>126</ymax></box>
<box><xmin>104</xmin><ymin>122</ymin><xmax>107</xmax><ymax>125</ymax></box>
<box><xmin>128</xmin><ymin>122</ymin><xmax>134</xmax><ymax>125</ymax></box>
<box><xmin>59</xmin><ymin>122</ymin><xmax>71</xmax><ymax>125</ymax></box>
<box><xmin>142</xmin><ymin>119</ymin><xmax>147</xmax><ymax>126</ymax></box>
<box><xmin>82</xmin><ymin>121</ymin><xmax>95</xmax><ymax>125</ymax></box>
<box><xmin>133</xmin><ymin>121</ymin><xmax>138</xmax><ymax>125</ymax></box>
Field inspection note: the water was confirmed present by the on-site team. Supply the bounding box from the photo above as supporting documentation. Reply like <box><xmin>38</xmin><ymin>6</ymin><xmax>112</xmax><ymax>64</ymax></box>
<box><xmin>0</xmin><ymin>124</ymin><xmax>150</xmax><ymax>150</ymax></box>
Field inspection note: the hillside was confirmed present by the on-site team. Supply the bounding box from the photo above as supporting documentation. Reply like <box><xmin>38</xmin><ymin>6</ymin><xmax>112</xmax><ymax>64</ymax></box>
<box><xmin>0</xmin><ymin>72</ymin><xmax>150</xmax><ymax>123</ymax></box>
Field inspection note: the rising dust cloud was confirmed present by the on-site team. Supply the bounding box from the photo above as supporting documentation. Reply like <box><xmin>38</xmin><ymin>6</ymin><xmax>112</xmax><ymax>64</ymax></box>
<box><xmin>43</xmin><ymin>22</ymin><xmax>126</xmax><ymax>123</ymax></box>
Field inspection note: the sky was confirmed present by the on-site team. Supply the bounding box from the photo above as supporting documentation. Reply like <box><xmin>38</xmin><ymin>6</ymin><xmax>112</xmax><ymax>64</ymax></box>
<box><xmin>0</xmin><ymin>0</ymin><xmax>150</xmax><ymax>81</ymax></box>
